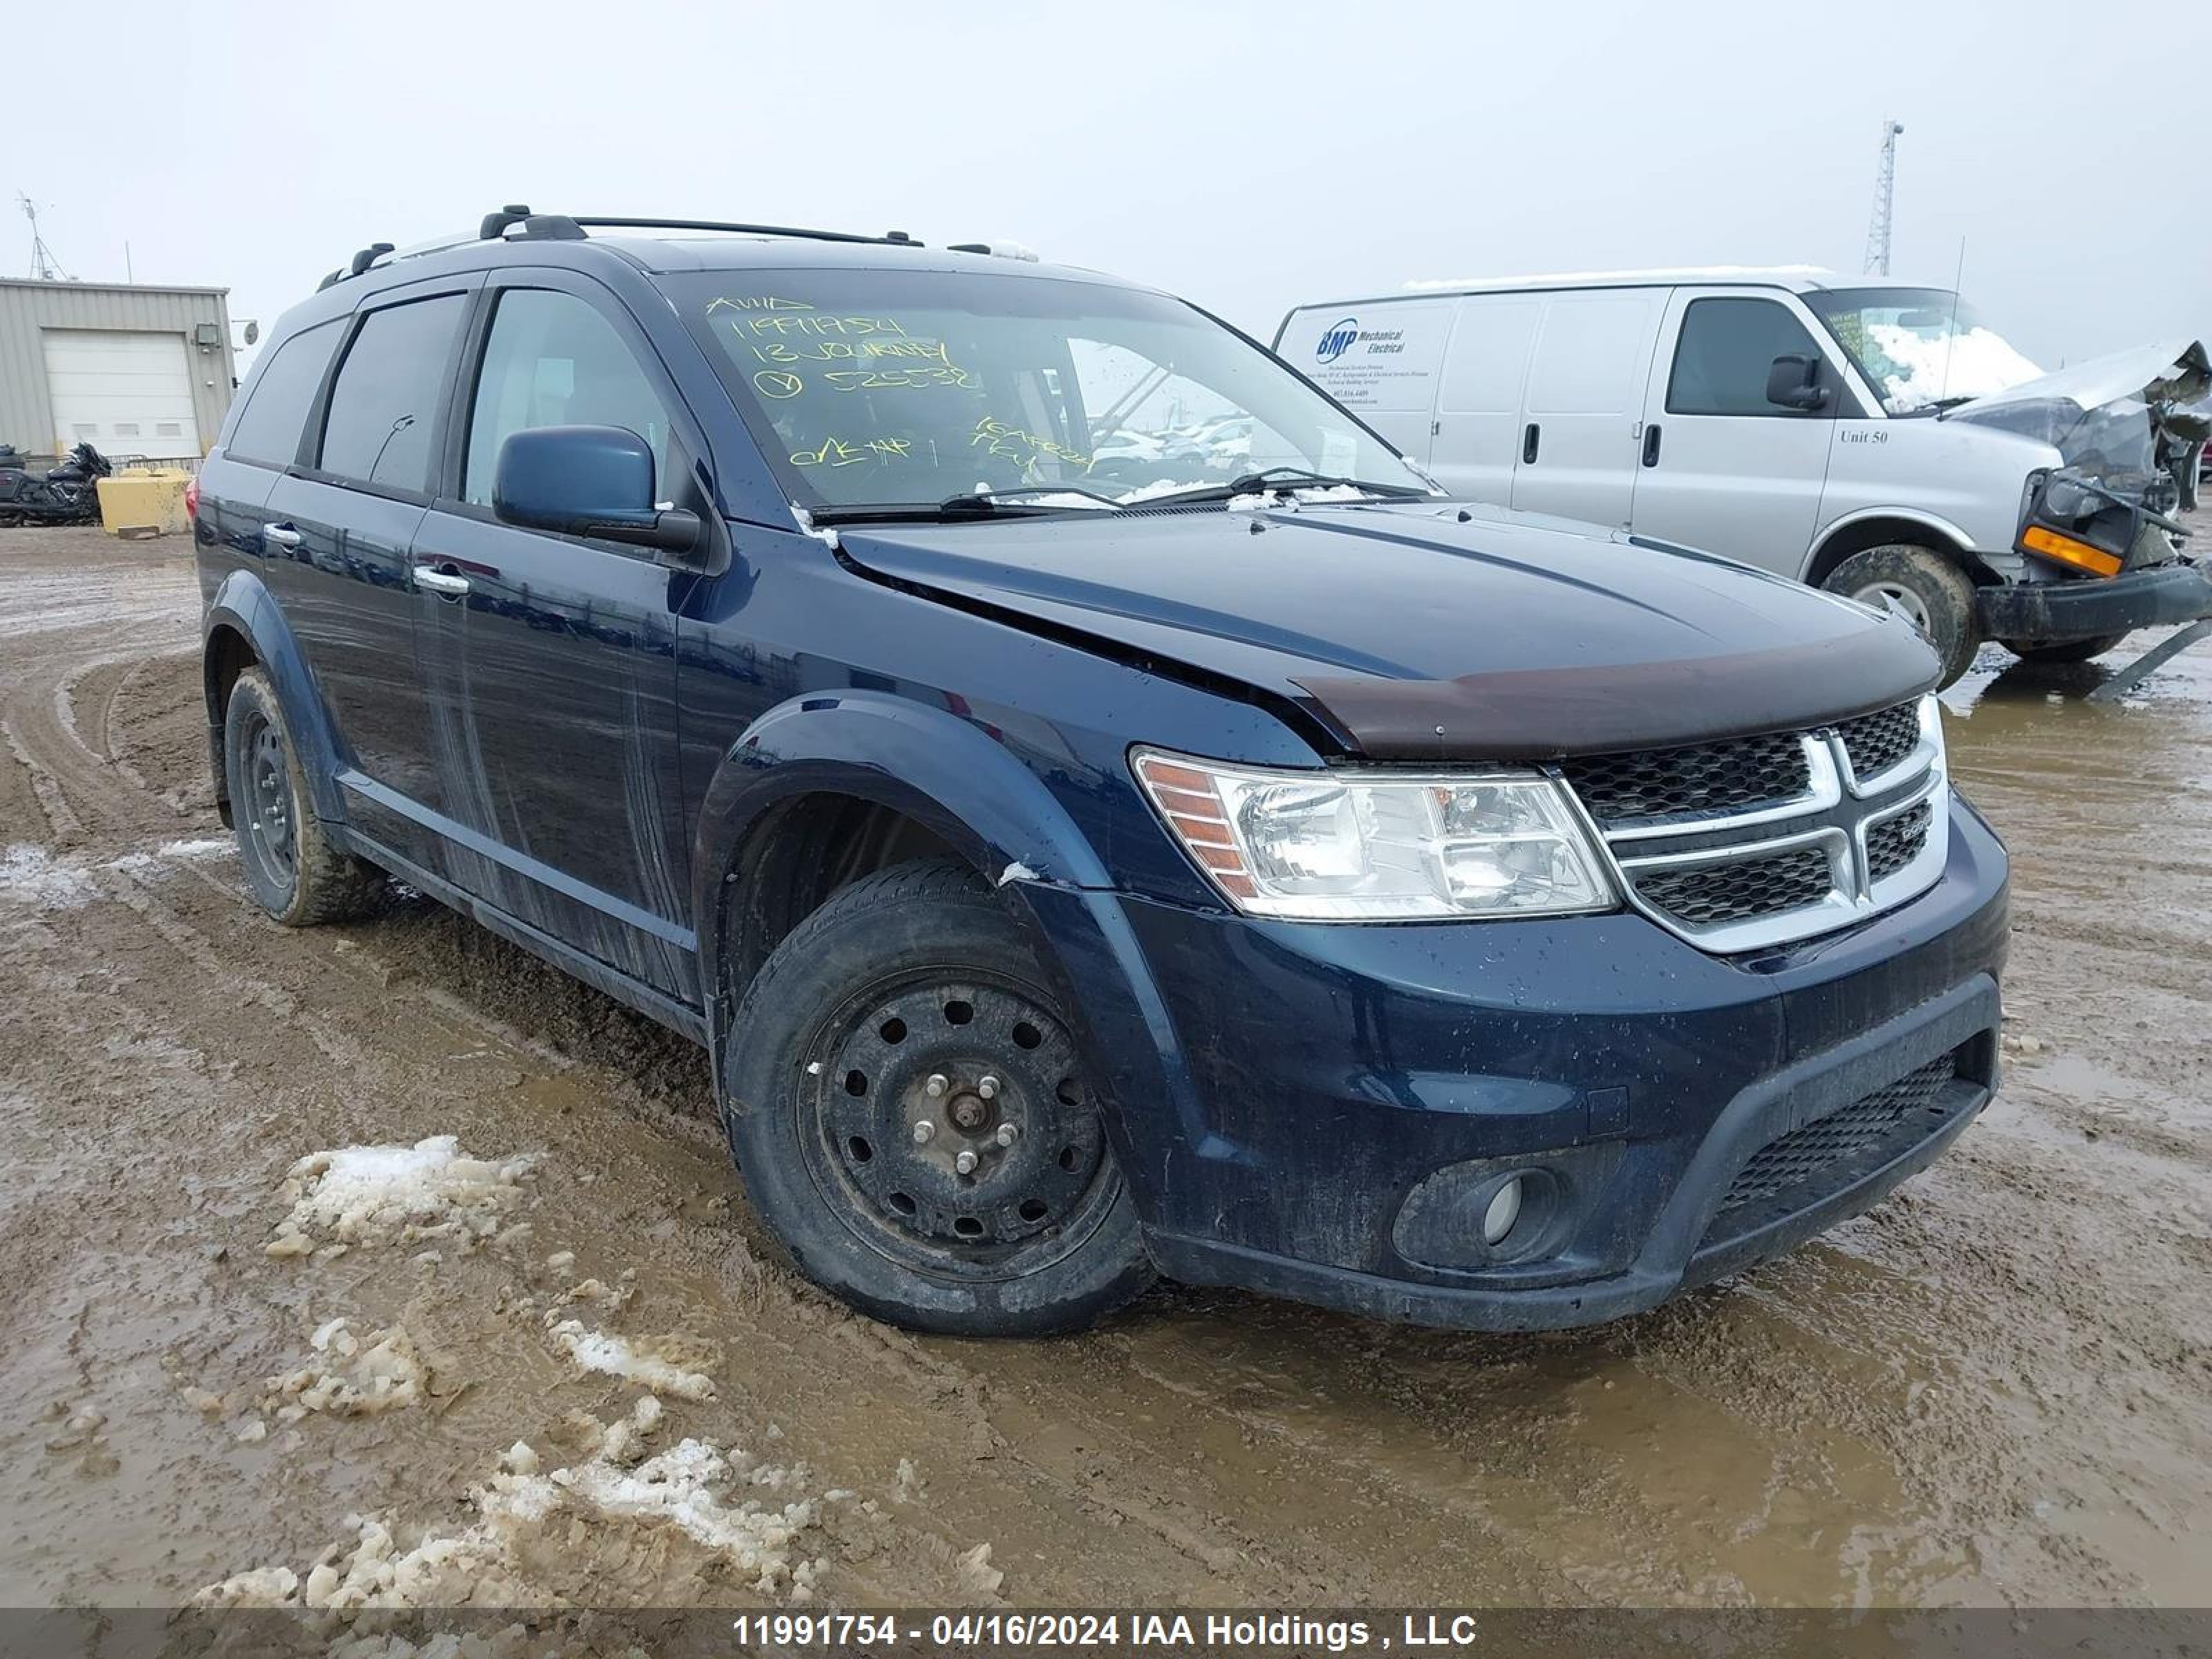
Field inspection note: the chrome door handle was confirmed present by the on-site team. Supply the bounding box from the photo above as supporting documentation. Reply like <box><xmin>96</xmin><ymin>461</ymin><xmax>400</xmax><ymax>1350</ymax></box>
<box><xmin>263</xmin><ymin>523</ymin><xmax>302</xmax><ymax>549</ymax></box>
<box><xmin>414</xmin><ymin>567</ymin><xmax>471</xmax><ymax>597</ymax></box>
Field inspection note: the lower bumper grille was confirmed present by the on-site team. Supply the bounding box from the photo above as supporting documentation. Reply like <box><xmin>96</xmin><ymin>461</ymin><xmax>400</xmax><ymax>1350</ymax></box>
<box><xmin>1712</xmin><ymin>1051</ymin><xmax>1961</xmax><ymax>1223</ymax></box>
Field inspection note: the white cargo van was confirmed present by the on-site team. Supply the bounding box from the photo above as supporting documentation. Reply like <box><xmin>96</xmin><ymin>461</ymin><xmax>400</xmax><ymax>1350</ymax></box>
<box><xmin>1277</xmin><ymin>270</ymin><xmax>2210</xmax><ymax>684</ymax></box>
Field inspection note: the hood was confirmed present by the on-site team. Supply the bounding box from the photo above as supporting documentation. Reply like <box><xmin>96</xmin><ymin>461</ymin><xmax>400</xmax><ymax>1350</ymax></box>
<box><xmin>837</xmin><ymin>501</ymin><xmax>1939</xmax><ymax>760</ymax></box>
<box><xmin>1950</xmin><ymin>337</ymin><xmax>2211</xmax><ymax>421</ymax></box>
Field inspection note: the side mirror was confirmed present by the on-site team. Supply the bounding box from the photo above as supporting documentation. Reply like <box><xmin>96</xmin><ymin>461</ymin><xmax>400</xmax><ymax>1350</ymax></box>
<box><xmin>1765</xmin><ymin>353</ymin><xmax>1830</xmax><ymax>412</ymax></box>
<box><xmin>492</xmin><ymin>424</ymin><xmax>701</xmax><ymax>554</ymax></box>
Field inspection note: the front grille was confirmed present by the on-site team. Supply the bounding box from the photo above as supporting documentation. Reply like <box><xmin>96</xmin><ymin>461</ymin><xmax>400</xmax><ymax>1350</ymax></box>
<box><xmin>1634</xmin><ymin>846</ymin><xmax>1832</xmax><ymax>928</ymax></box>
<box><xmin>1712</xmin><ymin>1052</ymin><xmax>1960</xmax><ymax>1219</ymax></box>
<box><xmin>1563</xmin><ymin>697</ymin><xmax>1945</xmax><ymax>953</ymax></box>
<box><xmin>1562</xmin><ymin>729</ymin><xmax>1811</xmax><ymax>825</ymax></box>
<box><xmin>1836</xmin><ymin>702</ymin><xmax>1921</xmax><ymax>781</ymax></box>
<box><xmin>1866</xmin><ymin>800</ymin><xmax>1933</xmax><ymax>884</ymax></box>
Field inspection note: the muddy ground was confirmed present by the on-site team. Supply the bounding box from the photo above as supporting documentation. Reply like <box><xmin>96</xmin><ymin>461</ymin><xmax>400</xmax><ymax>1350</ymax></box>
<box><xmin>1</xmin><ymin>520</ymin><xmax>2206</xmax><ymax>1613</ymax></box>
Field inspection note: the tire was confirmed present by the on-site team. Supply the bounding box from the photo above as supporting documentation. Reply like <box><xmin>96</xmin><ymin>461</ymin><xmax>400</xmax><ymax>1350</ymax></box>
<box><xmin>721</xmin><ymin>858</ymin><xmax>1155</xmax><ymax>1336</ymax></box>
<box><xmin>2004</xmin><ymin>634</ymin><xmax>2126</xmax><ymax>666</ymax></box>
<box><xmin>1821</xmin><ymin>543</ymin><xmax>1981</xmax><ymax>688</ymax></box>
<box><xmin>222</xmin><ymin>667</ymin><xmax>386</xmax><ymax>926</ymax></box>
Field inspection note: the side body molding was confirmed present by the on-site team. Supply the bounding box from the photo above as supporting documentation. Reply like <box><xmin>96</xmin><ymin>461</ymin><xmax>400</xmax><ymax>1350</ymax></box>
<box><xmin>202</xmin><ymin>567</ymin><xmax>348</xmax><ymax>823</ymax></box>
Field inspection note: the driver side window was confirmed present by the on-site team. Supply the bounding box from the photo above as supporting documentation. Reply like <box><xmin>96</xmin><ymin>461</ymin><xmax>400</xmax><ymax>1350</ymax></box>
<box><xmin>465</xmin><ymin>290</ymin><xmax>673</xmax><ymax>507</ymax></box>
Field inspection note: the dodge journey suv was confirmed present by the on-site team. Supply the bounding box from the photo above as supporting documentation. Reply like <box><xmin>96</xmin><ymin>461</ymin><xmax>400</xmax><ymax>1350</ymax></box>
<box><xmin>191</xmin><ymin>207</ymin><xmax>2009</xmax><ymax>1335</ymax></box>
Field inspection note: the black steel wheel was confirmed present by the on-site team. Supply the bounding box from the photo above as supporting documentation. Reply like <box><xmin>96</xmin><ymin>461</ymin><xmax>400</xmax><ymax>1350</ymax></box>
<box><xmin>722</xmin><ymin>859</ymin><xmax>1154</xmax><ymax>1335</ymax></box>
<box><xmin>805</xmin><ymin>977</ymin><xmax>1113</xmax><ymax>1277</ymax></box>
<box><xmin>238</xmin><ymin>706</ymin><xmax>297</xmax><ymax>894</ymax></box>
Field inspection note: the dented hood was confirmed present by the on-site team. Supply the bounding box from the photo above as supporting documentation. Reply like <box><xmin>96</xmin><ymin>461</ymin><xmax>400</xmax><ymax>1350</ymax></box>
<box><xmin>838</xmin><ymin>501</ymin><xmax>1939</xmax><ymax>760</ymax></box>
<box><xmin>1950</xmin><ymin>337</ymin><xmax>2211</xmax><ymax>420</ymax></box>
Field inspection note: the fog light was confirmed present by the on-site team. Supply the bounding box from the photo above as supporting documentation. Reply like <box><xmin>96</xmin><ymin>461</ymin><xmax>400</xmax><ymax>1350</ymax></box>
<box><xmin>1481</xmin><ymin>1176</ymin><xmax>1524</xmax><ymax>1246</ymax></box>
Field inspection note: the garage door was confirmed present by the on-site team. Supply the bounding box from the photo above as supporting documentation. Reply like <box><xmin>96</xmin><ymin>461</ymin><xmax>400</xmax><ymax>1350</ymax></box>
<box><xmin>42</xmin><ymin>330</ymin><xmax>201</xmax><ymax>460</ymax></box>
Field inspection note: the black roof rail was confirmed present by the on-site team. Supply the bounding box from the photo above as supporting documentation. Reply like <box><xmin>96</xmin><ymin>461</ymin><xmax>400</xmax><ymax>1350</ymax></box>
<box><xmin>568</xmin><ymin>216</ymin><xmax>922</xmax><ymax>248</ymax></box>
<box><xmin>478</xmin><ymin>203</ymin><xmax>534</xmax><ymax>239</ymax></box>
<box><xmin>321</xmin><ymin>209</ymin><xmax>930</xmax><ymax>292</ymax></box>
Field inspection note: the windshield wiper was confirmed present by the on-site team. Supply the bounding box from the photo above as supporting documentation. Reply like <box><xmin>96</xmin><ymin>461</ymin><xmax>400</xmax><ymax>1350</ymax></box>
<box><xmin>937</xmin><ymin>485</ymin><xmax>1125</xmax><ymax>513</ymax></box>
<box><xmin>807</xmin><ymin>486</ymin><xmax>1127</xmax><ymax>527</ymax></box>
<box><xmin>1130</xmin><ymin>467</ymin><xmax>1431</xmax><ymax>509</ymax></box>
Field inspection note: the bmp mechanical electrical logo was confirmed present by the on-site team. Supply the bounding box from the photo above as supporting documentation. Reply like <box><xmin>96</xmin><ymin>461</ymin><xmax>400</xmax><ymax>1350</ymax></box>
<box><xmin>1315</xmin><ymin>317</ymin><xmax>1360</xmax><ymax>364</ymax></box>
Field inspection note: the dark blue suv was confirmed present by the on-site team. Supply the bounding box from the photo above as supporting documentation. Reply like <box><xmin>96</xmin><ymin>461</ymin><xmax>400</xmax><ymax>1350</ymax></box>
<box><xmin>191</xmin><ymin>208</ymin><xmax>2009</xmax><ymax>1335</ymax></box>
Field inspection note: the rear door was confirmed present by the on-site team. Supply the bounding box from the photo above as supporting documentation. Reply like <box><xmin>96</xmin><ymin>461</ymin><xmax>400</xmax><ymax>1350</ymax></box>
<box><xmin>196</xmin><ymin>317</ymin><xmax>346</xmax><ymax>599</ymax></box>
<box><xmin>1280</xmin><ymin>299</ymin><xmax>1454</xmax><ymax>463</ymax></box>
<box><xmin>404</xmin><ymin>271</ymin><xmax>701</xmax><ymax>1000</ymax></box>
<box><xmin>1628</xmin><ymin>290</ymin><xmax>1844</xmax><ymax>572</ymax></box>
<box><xmin>261</xmin><ymin>279</ymin><xmax>478</xmax><ymax>866</ymax></box>
<box><xmin>1506</xmin><ymin>288</ymin><xmax>1667</xmax><ymax>528</ymax></box>
<box><xmin>1429</xmin><ymin>293</ymin><xmax>1542</xmax><ymax>503</ymax></box>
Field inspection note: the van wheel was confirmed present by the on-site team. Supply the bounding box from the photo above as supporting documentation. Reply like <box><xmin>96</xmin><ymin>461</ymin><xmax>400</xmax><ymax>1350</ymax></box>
<box><xmin>222</xmin><ymin>668</ymin><xmax>386</xmax><ymax>926</ymax></box>
<box><xmin>2005</xmin><ymin>634</ymin><xmax>2126</xmax><ymax>665</ymax></box>
<box><xmin>721</xmin><ymin>859</ymin><xmax>1154</xmax><ymax>1337</ymax></box>
<box><xmin>1822</xmin><ymin>543</ymin><xmax>1981</xmax><ymax>687</ymax></box>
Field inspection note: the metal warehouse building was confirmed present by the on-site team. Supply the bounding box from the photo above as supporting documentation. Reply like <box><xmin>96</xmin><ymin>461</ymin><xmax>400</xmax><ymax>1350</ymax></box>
<box><xmin>0</xmin><ymin>278</ymin><xmax>238</xmax><ymax>465</ymax></box>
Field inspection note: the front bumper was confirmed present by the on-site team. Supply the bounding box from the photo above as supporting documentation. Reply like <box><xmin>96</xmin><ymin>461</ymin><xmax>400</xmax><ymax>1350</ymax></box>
<box><xmin>1021</xmin><ymin>798</ymin><xmax>2009</xmax><ymax>1331</ymax></box>
<box><xmin>1978</xmin><ymin>559</ymin><xmax>2212</xmax><ymax>644</ymax></box>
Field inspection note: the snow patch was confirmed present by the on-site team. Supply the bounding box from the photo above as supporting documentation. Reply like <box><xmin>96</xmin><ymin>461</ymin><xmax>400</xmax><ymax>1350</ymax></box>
<box><xmin>996</xmin><ymin>861</ymin><xmax>1038</xmax><ymax>887</ymax></box>
<box><xmin>266</xmin><ymin>1136</ymin><xmax>536</xmax><ymax>1255</ymax></box>
<box><xmin>263</xmin><ymin>1319</ymin><xmax>431</xmax><ymax>1419</ymax></box>
<box><xmin>157</xmin><ymin>836</ymin><xmax>235</xmax><ymax>861</ymax></box>
<box><xmin>0</xmin><ymin>844</ymin><xmax>94</xmax><ymax>910</ymax></box>
<box><xmin>194</xmin><ymin>1400</ymin><xmax>825</xmax><ymax>1609</ymax></box>
<box><xmin>1868</xmin><ymin>323</ymin><xmax>2043</xmax><ymax>413</ymax></box>
<box><xmin>549</xmin><ymin>1319</ymin><xmax>717</xmax><ymax>1400</ymax></box>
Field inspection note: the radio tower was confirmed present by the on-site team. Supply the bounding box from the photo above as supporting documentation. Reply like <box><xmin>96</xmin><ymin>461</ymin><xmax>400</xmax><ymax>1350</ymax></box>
<box><xmin>19</xmin><ymin>192</ymin><xmax>68</xmax><ymax>281</ymax></box>
<box><xmin>1862</xmin><ymin>120</ymin><xmax>1904</xmax><ymax>276</ymax></box>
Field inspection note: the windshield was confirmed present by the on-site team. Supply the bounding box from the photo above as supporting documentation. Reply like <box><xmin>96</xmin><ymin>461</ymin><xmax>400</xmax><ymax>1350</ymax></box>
<box><xmin>1803</xmin><ymin>288</ymin><xmax>2043</xmax><ymax>415</ymax></box>
<box><xmin>669</xmin><ymin>267</ymin><xmax>1424</xmax><ymax>513</ymax></box>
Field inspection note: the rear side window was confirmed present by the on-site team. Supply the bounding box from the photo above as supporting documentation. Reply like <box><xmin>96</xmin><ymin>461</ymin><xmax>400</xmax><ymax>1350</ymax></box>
<box><xmin>462</xmin><ymin>288</ymin><xmax>673</xmax><ymax>507</ymax></box>
<box><xmin>225</xmin><ymin>320</ymin><xmax>340</xmax><ymax>467</ymax></box>
<box><xmin>317</xmin><ymin>294</ymin><xmax>467</xmax><ymax>491</ymax></box>
<box><xmin>1667</xmin><ymin>298</ymin><xmax>1825</xmax><ymax>417</ymax></box>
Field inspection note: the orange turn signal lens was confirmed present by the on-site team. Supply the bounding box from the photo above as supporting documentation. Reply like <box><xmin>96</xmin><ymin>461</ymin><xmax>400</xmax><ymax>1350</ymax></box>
<box><xmin>2021</xmin><ymin>525</ymin><xmax>2124</xmax><ymax>578</ymax></box>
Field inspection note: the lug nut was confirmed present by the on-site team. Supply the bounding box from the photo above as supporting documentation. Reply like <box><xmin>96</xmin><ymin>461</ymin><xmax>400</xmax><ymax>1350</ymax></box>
<box><xmin>924</xmin><ymin>1074</ymin><xmax>948</xmax><ymax>1098</ymax></box>
<box><xmin>911</xmin><ymin>1120</ymin><xmax>935</xmax><ymax>1145</ymax></box>
<box><xmin>995</xmin><ymin>1123</ymin><xmax>1020</xmax><ymax>1147</ymax></box>
<box><xmin>977</xmin><ymin>1074</ymin><xmax>1001</xmax><ymax>1100</ymax></box>
<box><xmin>954</xmin><ymin>1150</ymin><xmax>979</xmax><ymax>1176</ymax></box>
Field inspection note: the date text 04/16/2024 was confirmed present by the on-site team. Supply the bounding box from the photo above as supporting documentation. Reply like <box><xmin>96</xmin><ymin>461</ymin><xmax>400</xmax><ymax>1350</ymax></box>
<box><xmin>726</xmin><ymin>1613</ymin><xmax>1488</xmax><ymax>1651</ymax></box>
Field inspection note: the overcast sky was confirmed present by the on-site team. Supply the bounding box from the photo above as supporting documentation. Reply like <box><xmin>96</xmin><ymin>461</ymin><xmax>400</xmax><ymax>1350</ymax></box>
<box><xmin>12</xmin><ymin>0</ymin><xmax>2207</xmax><ymax>371</ymax></box>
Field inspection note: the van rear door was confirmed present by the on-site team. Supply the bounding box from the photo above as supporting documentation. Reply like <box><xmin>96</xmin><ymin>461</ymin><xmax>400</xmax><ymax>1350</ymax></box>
<box><xmin>1505</xmin><ymin>289</ymin><xmax>1667</xmax><ymax>527</ymax></box>
<box><xmin>1628</xmin><ymin>290</ymin><xmax>1844</xmax><ymax>573</ymax></box>
<box><xmin>1277</xmin><ymin>300</ymin><xmax>1452</xmax><ymax>463</ymax></box>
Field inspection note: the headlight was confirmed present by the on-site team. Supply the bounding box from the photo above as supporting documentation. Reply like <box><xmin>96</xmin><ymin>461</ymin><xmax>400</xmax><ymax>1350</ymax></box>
<box><xmin>1132</xmin><ymin>749</ymin><xmax>1618</xmax><ymax>921</ymax></box>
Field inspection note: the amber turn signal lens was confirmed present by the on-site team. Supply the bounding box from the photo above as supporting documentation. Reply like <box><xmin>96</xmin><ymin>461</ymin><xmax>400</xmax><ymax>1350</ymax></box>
<box><xmin>2021</xmin><ymin>525</ymin><xmax>2124</xmax><ymax>578</ymax></box>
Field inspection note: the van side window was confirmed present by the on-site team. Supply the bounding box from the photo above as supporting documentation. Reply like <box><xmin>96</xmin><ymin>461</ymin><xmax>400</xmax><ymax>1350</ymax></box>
<box><xmin>317</xmin><ymin>294</ymin><xmax>467</xmax><ymax>491</ymax></box>
<box><xmin>225</xmin><ymin>319</ymin><xmax>341</xmax><ymax>468</ymax></box>
<box><xmin>1667</xmin><ymin>298</ymin><xmax>1826</xmax><ymax>418</ymax></box>
<box><xmin>464</xmin><ymin>290</ymin><xmax>673</xmax><ymax>508</ymax></box>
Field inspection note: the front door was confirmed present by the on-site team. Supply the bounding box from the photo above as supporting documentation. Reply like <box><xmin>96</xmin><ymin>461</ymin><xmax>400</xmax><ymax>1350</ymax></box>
<box><xmin>1628</xmin><ymin>291</ymin><xmax>1844</xmax><ymax>574</ymax></box>
<box><xmin>406</xmin><ymin>274</ymin><xmax>699</xmax><ymax>1000</ymax></box>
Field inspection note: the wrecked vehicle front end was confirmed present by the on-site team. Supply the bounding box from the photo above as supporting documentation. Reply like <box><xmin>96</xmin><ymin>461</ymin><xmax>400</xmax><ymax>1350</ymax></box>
<box><xmin>1951</xmin><ymin>340</ymin><xmax>2212</xmax><ymax>646</ymax></box>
